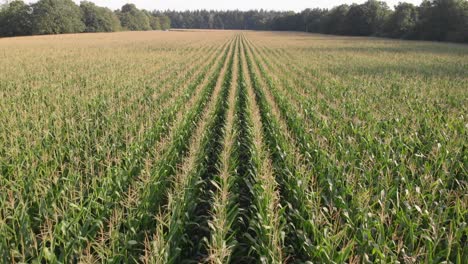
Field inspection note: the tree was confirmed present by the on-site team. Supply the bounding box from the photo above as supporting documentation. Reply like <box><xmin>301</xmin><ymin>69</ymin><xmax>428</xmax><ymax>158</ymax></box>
<box><xmin>322</xmin><ymin>5</ymin><xmax>350</xmax><ymax>34</ymax></box>
<box><xmin>452</xmin><ymin>0</ymin><xmax>468</xmax><ymax>42</ymax></box>
<box><xmin>384</xmin><ymin>3</ymin><xmax>418</xmax><ymax>38</ymax></box>
<box><xmin>301</xmin><ymin>8</ymin><xmax>327</xmax><ymax>33</ymax></box>
<box><xmin>160</xmin><ymin>15</ymin><xmax>171</xmax><ymax>30</ymax></box>
<box><xmin>364</xmin><ymin>0</ymin><xmax>391</xmax><ymax>34</ymax></box>
<box><xmin>80</xmin><ymin>1</ymin><xmax>120</xmax><ymax>32</ymax></box>
<box><xmin>117</xmin><ymin>3</ymin><xmax>150</xmax><ymax>31</ymax></box>
<box><xmin>417</xmin><ymin>0</ymin><xmax>468</xmax><ymax>42</ymax></box>
<box><xmin>0</xmin><ymin>0</ymin><xmax>32</xmax><ymax>36</ymax></box>
<box><xmin>344</xmin><ymin>1</ymin><xmax>390</xmax><ymax>36</ymax></box>
<box><xmin>149</xmin><ymin>16</ymin><xmax>161</xmax><ymax>30</ymax></box>
<box><xmin>271</xmin><ymin>11</ymin><xmax>303</xmax><ymax>31</ymax></box>
<box><xmin>32</xmin><ymin>0</ymin><xmax>84</xmax><ymax>34</ymax></box>
<box><xmin>344</xmin><ymin>4</ymin><xmax>369</xmax><ymax>35</ymax></box>
<box><xmin>215</xmin><ymin>15</ymin><xmax>224</xmax><ymax>29</ymax></box>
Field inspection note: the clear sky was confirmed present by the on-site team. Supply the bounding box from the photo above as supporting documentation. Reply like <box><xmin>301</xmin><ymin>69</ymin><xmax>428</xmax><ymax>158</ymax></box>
<box><xmin>25</xmin><ymin>0</ymin><xmax>424</xmax><ymax>11</ymax></box>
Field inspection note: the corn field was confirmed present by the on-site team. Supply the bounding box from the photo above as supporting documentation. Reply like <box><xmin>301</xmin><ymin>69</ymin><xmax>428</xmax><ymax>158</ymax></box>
<box><xmin>0</xmin><ymin>31</ymin><xmax>467</xmax><ymax>263</ymax></box>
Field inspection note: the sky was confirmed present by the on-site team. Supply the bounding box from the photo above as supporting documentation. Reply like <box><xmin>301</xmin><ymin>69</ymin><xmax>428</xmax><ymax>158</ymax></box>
<box><xmin>25</xmin><ymin>0</ymin><xmax>424</xmax><ymax>12</ymax></box>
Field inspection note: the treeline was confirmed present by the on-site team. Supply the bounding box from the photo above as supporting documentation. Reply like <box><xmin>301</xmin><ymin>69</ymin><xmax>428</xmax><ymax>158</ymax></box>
<box><xmin>1</xmin><ymin>0</ymin><xmax>467</xmax><ymax>43</ymax></box>
<box><xmin>0</xmin><ymin>0</ymin><xmax>170</xmax><ymax>37</ymax></box>
<box><xmin>163</xmin><ymin>0</ymin><xmax>468</xmax><ymax>43</ymax></box>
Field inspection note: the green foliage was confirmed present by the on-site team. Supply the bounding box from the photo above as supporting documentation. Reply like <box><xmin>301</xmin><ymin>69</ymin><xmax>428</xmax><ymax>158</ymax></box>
<box><xmin>322</xmin><ymin>4</ymin><xmax>350</xmax><ymax>34</ymax></box>
<box><xmin>149</xmin><ymin>16</ymin><xmax>161</xmax><ymax>30</ymax></box>
<box><xmin>363</xmin><ymin>0</ymin><xmax>391</xmax><ymax>34</ymax></box>
<box><xmin>160</xmin><ymin>15</ymin><xmax>171</xmax><ymax>30</ymax></box>
<box><xmin>0</xmin><ymin>0</ymin><xmax>32</xmax><ymax>36</ymax></box>
<box><xmin>416</xmin><ymin>0</ymin><xmax>468</xmax><ymax>42</ymax></box>
<box><xmin>0</xmin><ymin>29</ymin><xmax>466</xmax><ymax>263</ymax></box>
<box><xmin>344</xmin><ymin>1</ymin><xmax>390</xmax><ymax>36</ymax></box>
<box><xmin>301</xmin><ymin>8</ymin><xmax>327</xmax><ymax>32</ymax></box>
<box><xmin>0</xmin><ymin>0</ymin><xmax>170</xmax><ymax>37</ymax></box>
<box><xmin>242</xmin><ymin>33</ymin><xmax>467</xmax><ymax>262</ymax></box>
<box><xmin>117</xmin><ymin>3</ymin><xmax>150</xmax><ymax>31</ymax></box>
<box><xmin>80</xmin><ymin>1</ymin><xmax>121</xmax><ymax>32</ymax></box>
<box><xmin>385</xmin><ymin>3</ymin><xmax>418</xmax><ymax>38</ymax></box>
<box><xmin>32</xmin><ymin>0</ymin><xmax>84</xmax><ymax>34</ymax></box>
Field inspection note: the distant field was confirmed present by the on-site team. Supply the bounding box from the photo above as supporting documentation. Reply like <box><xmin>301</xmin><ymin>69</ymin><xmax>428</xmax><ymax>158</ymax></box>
<box><xmin>0</xmin><ymin>31</ymin><xmax>466</xmax><ymax>263</ymax></box>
